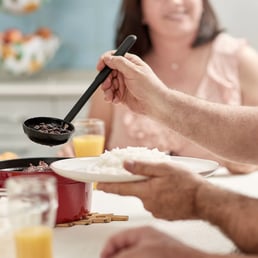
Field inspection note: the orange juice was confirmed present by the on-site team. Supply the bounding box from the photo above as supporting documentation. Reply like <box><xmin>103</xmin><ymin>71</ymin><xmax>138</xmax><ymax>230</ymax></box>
<box><xmin>73</xmin><ymin>134</ymin><xmax>105</xmax><ymax>157</ymax></box>
<box><xmin>15</xmin><ymin>226</ymin><xmax>53</xmax><ymax>258</ymax></box>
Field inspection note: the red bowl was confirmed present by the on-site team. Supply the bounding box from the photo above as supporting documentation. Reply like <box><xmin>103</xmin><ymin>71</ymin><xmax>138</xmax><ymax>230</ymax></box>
<box><xmin>0</xmin><ymin>157</ymin><xmax>92</xmax><ymax>224</ymax></box>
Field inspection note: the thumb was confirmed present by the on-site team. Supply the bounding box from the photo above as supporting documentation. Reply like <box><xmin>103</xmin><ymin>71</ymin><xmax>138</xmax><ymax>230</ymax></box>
<box><xmin>104</xmin><ymin>55</ymin><xmax>137</xmax><ymax>77</ymax></box>
<box><xmin>123</xmin><ymin>160</ymin><xmax>181</xmax><ymax>177</ymax></box>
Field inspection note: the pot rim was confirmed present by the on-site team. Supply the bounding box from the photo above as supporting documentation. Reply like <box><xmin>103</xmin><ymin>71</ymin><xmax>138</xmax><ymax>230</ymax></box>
<box><xmin>0</xmin><ymin>157</ymin><xmax>84</xmax><ymax>184</ymax></box>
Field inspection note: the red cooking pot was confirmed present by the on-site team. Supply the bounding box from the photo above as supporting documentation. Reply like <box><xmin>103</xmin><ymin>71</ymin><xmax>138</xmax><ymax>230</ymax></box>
<box><xmin>0</xmin><ymin>157</ymin><xmax>92</xmax><ymax>224</ymax></box>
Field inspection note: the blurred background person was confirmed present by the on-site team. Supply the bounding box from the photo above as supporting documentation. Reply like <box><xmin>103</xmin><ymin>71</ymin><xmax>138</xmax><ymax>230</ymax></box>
<box><xmin>58</xmin><ymin>0</ymin><xmax>258</xmax><ymax>173</ymax></box>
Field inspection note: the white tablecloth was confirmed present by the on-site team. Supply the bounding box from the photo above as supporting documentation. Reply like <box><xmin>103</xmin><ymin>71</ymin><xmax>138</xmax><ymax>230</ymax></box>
<box><xmin>53</xmin><ymin>168</ymin><xmax>258</xmax><ymax>258</ymax></box>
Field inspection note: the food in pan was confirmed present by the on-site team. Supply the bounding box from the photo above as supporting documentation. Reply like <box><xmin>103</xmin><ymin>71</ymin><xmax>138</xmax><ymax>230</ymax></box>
<box><xmin>23</xmin><ymin>161</ymin><xmax>50</xmax><ymax>172</ymax></box>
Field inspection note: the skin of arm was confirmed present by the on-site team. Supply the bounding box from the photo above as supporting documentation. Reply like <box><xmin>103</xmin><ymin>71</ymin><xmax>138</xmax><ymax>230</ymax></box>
<box><xmin>100</xmin><ymin>226</ymin><xmax>258</xmax><ymax>258</ymax></box>
<box><xmin>196</xmin><ymin>181</ymin><xmax>258</xmax><ymax>254</ymax></box>
<box><xmin>217</xmin><ymin>45</ymin><xmax>258</xmax><ymax>171</ymax></box>
<box><xmin>239</xmin><ymin>46</ymin><xmax>258</xmax><ymax>106</ymax></box>
<box><xmin>98</xmin><ymin>53</ymin><xmax>258</xmax><ymax>165</ymax></box>
<box><xmin>163</xmin><ymin>90</ymin><xmax>258</xmax><ymax>165</ymax></box>
<box><xmin>97</xmin><ymin>160</ymin><xmax>258</xmax><ymax>254</ymax></box>
<box><xmin>95</xmin><ymin>46</ymin><xmax>258</xmax><ymax>173</ymax></box>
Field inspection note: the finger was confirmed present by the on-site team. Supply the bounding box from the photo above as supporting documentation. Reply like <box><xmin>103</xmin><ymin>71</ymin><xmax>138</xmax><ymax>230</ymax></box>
<box><xmin>117</xmin><ymin>72</ymin><xmax>126</xmax><ymax>100</ymax></box>
<box><xmin>97</xmin><ymin>50</ymin><xmax>116</xmax><ymax>71</ymax></box>
<box><xmin>97</xmin><ymin>161</ymin><xmax>183</xmax><ymax>195</ymax></box>
<box><xmin>101</xmin><ymin>74</ymin><xmax>113</xmax><ymax>91</ymax></box>
<box><xmin>97</xmin><ymin>180</ymin><xmax>148</xmax><ymax>197</ymax></box>
<box><xmin>101</xmin><ymin>227</ymin><xmax>146</xmax><ymax>258</ymax></box>
<box><xmin>101</xmin><ymin>76</ymin><xmax>116</xmax><ymax>102</ymax></box>
<box><xmin>103</xmin><ymin>55</ymin><xmax>137</xmax><ymax>78</ymax></box>
<box><xmin>113</xmin><ymin>95</ymin><xmax>122</xmax><ymax>104</ymax></box>
<box><xmin>123</xmin><ymin>160</ymin><xmax>185</xmax><ymax>177</ymax></box>
<box><xmin>112</xmin><ymin>78</ymin><xmax>121</xmax><ymax>104</ymax></box>
<box><xmin>124</xmin><ymin>53</ymin><xmax>146</xmax><ymax>66</ymax></box>
<box><xmin>104</xmin><ymin>88</ymin><xmax>115</xmax><ymax>103</ymax></box>
<box><xmin>101</xmin><ymin>70</ymin><xmax>118</xmax><ymax>91</ymax></box>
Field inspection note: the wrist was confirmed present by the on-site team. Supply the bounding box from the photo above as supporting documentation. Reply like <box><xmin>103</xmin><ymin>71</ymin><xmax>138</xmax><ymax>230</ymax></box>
<box><xmin>194</xmin><ymin>181</ymin><xmax>218</xmax><ymax>220</ymax></box>
<box><xmin>148</xmin><ymin>86</ymin><xmax>177</xmax><ymax>126</ymax></box>
<box><xmin>191</xmin><ymin>180</ymin><xmax>207</xmax><ymax>219</ymax></box>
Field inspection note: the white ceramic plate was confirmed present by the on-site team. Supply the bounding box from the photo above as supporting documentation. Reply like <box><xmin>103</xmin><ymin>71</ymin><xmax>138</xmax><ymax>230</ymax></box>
<box><xmin>50</xmin><ymin>156</ymin><xmax>219</xmax><ymax>183</ymax></box>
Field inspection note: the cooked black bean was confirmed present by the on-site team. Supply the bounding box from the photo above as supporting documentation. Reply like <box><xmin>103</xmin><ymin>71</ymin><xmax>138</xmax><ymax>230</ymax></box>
<box><xmin>33</xmin><ymin>122</ymin><xmax>71</xmax><ymax>134</ymax></box>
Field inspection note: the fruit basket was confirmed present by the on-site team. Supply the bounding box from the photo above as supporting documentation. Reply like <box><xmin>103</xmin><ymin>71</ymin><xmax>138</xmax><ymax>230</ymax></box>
<box><xmin>0</xmin><ymin>0</ymin><xmax>47</xmax><ymax>14</ymax></box>
<box><xmin>0</xmin><ymin>27</ymin><xmax>60</xmax><ymax>75</ymax></box>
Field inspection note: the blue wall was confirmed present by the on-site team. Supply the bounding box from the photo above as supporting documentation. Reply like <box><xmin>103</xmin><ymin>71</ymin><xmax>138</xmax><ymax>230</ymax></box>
<box><xmin>0</xmin><ymin>0</ymin><xmax>121</xmax><ymax>69</ymax></box>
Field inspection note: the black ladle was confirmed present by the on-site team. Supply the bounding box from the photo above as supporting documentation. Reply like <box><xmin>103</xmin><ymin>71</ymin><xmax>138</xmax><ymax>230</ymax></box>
<box><xmin>23</xmin><ymin>34</ymin><xmax>137</xmax><ymax>146</ymax></box>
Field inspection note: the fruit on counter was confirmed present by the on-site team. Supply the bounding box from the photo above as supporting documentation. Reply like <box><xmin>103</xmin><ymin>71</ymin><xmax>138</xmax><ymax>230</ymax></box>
<box><xmin>29</xmin><ymin>59</ymin><xmax>43</xmax><ymax>73</ymax></box>
<box><xmin>0</xmin><ymin>27</ymin><xmax>60</xmax><ymax>75</ymax></box>
<box><xmin>0</xmin><ymin>152</ymin><xmax>18</xmax><ymax>160</ymax></box>
<box><xmin>24</xmin><ymin>2</ymin><xmax>40</xmax><ymax>13</ymax></box>
<box><xmin>1</xmin><ymin>0</ymin><xmax>43</xmax><ymax>14</ymax></box>
<box><xmin>35</xmin><ymin>27</ymin><xmax>53</xmax><ymax>39</ymax></box>
<box><xmin>2</xmin><ymin>29</ymin><xmax>23</xmax><ymax>44</ymax></box>
<box><xmin>1</xmin><ymin>27</ymin><xmax>55</xmax><ymax>45</ymax></box>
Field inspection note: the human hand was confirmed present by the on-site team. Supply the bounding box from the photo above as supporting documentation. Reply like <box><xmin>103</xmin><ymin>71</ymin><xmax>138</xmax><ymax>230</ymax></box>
<box><xmin>97</xmin><ymin>160</ymin><xmax>205</xmax><ymax>220</ymax></box>
<box><xmin>222</xmin><ymin>160</ymin><xmax>258</xmax><ymax>174</ymax></box>
<box><xmin>56</xmin><ymin>142</ymin><xmax>75</xmax><ymax>157</ymax></box>
<box><xmin>101</xmin><ymin>226</ymin><xmax>205</xmax><ymax>258</ymax></box>
<box><xmin>97</xmin><ymin>52</ymin><xmax>167</xmax><ymax>116</ymax></box>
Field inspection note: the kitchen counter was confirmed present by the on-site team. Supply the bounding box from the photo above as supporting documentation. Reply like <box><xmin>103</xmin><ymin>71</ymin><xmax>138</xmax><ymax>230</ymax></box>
<box><xmin>0</xmin><ymin>70</ymin><xmax>98</xmax><ymax>157</ymax></box>
<box><xmin>0</xmin><ymin>70</ymin><xmax>97</xmax><ymax>96</ymax></box>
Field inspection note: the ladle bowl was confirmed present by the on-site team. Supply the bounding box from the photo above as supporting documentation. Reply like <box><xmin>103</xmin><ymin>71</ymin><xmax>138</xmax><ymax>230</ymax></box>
<box><xmin>23</xmin><ymin>117</ymin><xmax>74</xmax><ymax>146</ymax></box>
<box><xmin>23</xmin><ymin>34</ymin><xmax>137</xmax><ymax>146</ymax></box>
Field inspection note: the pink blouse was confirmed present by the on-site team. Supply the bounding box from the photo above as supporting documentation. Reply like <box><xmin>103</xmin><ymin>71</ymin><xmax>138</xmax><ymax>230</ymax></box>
<box><xmin>107</xmin><ymin>33</ymin><xmax>246</xmax><ymax>159</ymax></box>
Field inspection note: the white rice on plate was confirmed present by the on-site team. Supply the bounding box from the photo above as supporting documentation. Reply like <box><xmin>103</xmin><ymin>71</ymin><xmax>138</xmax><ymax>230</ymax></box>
<box><xmin>88</xmin><ymin>147</ymin><xmax>171</xmax><ymax>176</ymax></box>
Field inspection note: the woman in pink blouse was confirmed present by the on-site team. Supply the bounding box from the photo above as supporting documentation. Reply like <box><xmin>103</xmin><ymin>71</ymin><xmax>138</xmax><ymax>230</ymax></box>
<box><xmin>60</xmin><ymin>0</ymin><xmax>258</xmax><ymax>173</ymax></box>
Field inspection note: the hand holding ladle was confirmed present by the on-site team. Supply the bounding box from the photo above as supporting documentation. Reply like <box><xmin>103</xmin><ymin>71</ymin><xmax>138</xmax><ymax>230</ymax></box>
<box><xmin>23</xmin><ymin>35</ymin><xmax>137</xmax><ymax>146</ymax></box>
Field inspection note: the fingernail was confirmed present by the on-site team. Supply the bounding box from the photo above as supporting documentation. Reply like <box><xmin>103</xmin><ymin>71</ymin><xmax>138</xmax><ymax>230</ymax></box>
<box><xmin>124</xmin><ymin>160</ymin><xmax>135</xmax><ymax>170</ymax></box>
<box><xmin>104</xmin><ymin>56</ymin><xmax>112</xmax><ymax>63</ymax></box>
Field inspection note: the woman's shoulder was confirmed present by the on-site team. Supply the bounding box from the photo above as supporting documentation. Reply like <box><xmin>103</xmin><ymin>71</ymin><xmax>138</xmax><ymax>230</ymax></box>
<box><xmin>211</xmin><ymin>32</ymin><xmax>247</xmax><ymax>55</ymax></box>
<box><xmin>201</xmin><ymin>33</ymin><xmax>246</xmax><ymax>100</ymax></box>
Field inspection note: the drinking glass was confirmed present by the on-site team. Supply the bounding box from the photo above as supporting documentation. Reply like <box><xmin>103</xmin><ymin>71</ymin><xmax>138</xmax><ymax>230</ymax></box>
<box><xmin>6</xmin><ymin>175</ymin><xmax>58</xmax><ymax>258</ymax></box>
<box><xmin>0</xmin><ymin>197</ymin><xmax>15</xmax><ymax>258</ymax></box>
<box><xmin>72</xmin><ymin>118</ymin><xmax>105</xmax><ymax>157</ymax></box>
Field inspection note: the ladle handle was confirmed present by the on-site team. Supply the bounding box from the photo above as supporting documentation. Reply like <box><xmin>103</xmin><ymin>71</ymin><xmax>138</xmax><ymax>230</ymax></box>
<box><xmin>64</xmin><ymin>34</ymin><xmax>137</xmax><ymax>123</ymax></box>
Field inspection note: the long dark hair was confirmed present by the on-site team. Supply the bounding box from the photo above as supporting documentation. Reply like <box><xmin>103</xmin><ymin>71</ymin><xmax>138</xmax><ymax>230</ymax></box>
<box><xmin>115</xmin><ymin>0</ymin><xmax>223</xmax><ymax>57</ymax></box>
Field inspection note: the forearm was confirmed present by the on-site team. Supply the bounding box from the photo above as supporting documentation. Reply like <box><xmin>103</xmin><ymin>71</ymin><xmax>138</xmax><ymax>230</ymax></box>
<box><xmin>195</xmin><ymin>182</ymin><xmax>258</xmax><ymax>253</ymax></box>
<box><xmin>208</xmin><ymin>255</ymin><xmax>258</xmax><ymax>258</ymax></box>
<box><xmin>152</xmin><ymin>89</ymin><xmax>258</xmax><ymax>165</ymax></box>
<box><xmin>207</xmin><ymin>254</ymin><xmax>258</xmax><ymax>258</ymax></box>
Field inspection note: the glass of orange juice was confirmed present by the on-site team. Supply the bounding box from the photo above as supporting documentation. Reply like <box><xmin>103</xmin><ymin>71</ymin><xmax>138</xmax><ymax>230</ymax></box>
<box><xmin>72</xmin><ymin>118</ymin><xmax>105</xmax><ymax>157</ymax></box>
<box><xmin>6</xmin><ymin>175</ymin><xmax>58</xmax><ymax>258</ymax></box>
